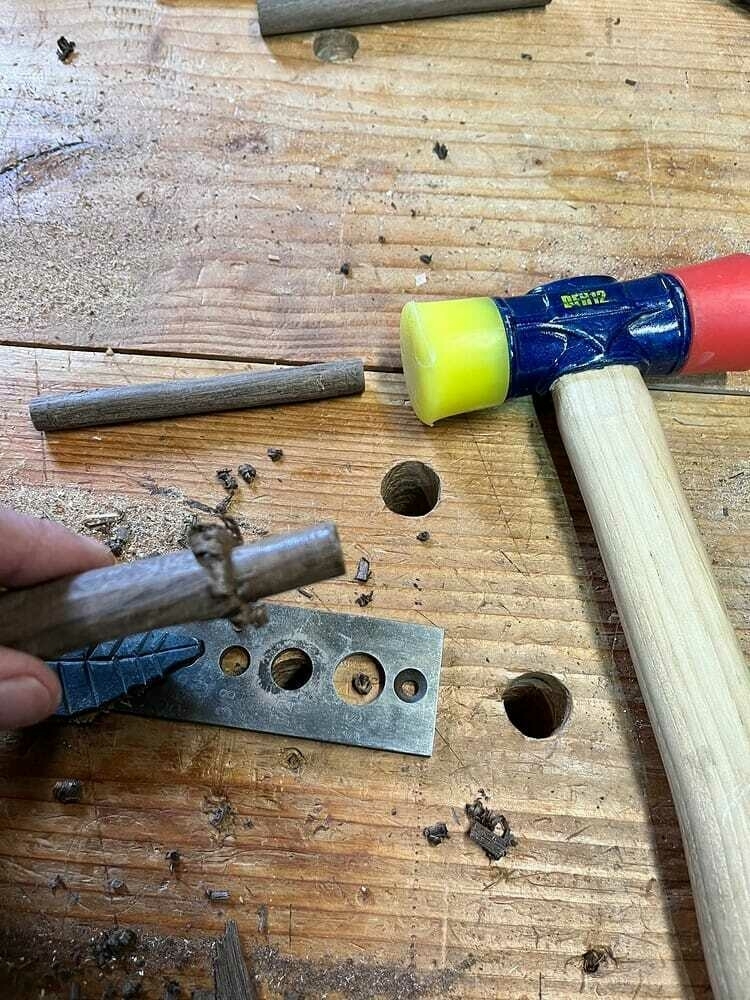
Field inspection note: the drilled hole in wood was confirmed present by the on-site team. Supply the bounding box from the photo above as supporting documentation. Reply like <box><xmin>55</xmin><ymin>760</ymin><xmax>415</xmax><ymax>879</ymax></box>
<box><xmin>333</xmin><ymin>653</ymin><xmax>385</xmax><ymax>706</ymax></box>
<box><xmin>218</xmin><ymin>645</ymin><xmax>251</xmax><ymax>677</ymax></box>
<box><xmin>502</xmin><ymin>672</ymin><xmax>571</xmax><ymax>739</ymax></box>
<box><xmin>313</xmin><ymin>29</ymin><xmax>359</xmax><ymax>63</ymax></box>
<box><xmin>394</xmin><ymin>668</ymin><xmax>427</xmax><ymax>704</ymax></box>
<box><xmin>381</xmin><ymin>461</ymin><xmax>440</xmax><ymax>517</ymax></box>
<box><xmin>271</xmin><ymin>648</ymin><xmax>313</xmax><ymax>691</ymax></box>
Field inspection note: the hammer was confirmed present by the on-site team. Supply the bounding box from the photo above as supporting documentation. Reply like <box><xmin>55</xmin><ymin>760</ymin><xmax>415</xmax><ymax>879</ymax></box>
<box><xmin>400</xmin><ymin>254</ymin><xmax>750</xmax><ymax>998</ymax></box>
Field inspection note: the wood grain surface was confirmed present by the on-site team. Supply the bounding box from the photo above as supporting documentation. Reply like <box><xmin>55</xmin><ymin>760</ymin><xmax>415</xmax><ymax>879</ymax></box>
<box><xmin>0</xmin><ymin>0</ymin><xmax>748</xmax><ymax>367</ymax></box>
<box><xmin>1</xmin><ymin>0</ymin><xmax>749</xmax><ymax>996</ymax></box>
<box><xmin>0</xmin><ymin>347</ymin><xmax>746</xmax><ymax>998</ymax></box>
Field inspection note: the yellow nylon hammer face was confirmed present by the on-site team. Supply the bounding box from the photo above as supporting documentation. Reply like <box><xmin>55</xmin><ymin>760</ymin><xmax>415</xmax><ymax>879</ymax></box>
<box><xmin>399</xmin><ymin>297</ymin><xmax>510</xmax><ymax>425</ymax></box>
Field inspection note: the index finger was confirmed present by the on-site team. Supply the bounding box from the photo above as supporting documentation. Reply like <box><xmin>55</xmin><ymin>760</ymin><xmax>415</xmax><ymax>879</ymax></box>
<box><xmin>0</xmin><ymin>507</ymin><xmax>114</xmax><ymax>588</ymax></box>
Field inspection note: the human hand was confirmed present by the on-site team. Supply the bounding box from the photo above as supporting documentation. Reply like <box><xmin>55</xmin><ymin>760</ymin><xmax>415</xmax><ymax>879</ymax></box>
<box><xmin>0</xmin><ymin>507</ymin><xmax>114</xmax><ymax>728</ymax></box>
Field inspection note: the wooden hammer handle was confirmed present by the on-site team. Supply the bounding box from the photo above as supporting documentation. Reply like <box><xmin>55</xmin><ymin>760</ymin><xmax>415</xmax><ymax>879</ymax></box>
<box><xmin>552</xmin><ymin>365</ymin><xmax>750</xmax><ymax>999</ymax></box>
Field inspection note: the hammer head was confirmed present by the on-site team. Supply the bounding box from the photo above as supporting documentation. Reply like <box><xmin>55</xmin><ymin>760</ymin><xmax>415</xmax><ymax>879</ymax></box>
<box><xmin>400</xmin><ymin>254</ymin><xmax>750</xmax><ymax>425</ymax></box>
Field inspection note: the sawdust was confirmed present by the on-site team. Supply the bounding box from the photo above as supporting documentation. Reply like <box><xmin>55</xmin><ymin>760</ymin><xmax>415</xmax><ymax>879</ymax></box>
<box><xmin>252</xmin><ymin>946</ymin><xmax>475</xmax><ymax>1000</ymax></box>
<box><xmin>0</xmin><ymin>483</ymin><xmax>269</xmax><ymax>561</ymax></box>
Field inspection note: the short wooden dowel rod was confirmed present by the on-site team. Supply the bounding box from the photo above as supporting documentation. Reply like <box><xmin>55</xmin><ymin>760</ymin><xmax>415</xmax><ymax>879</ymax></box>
<box><xmin>0</xmin><ymin>522</ymin><xmax>344</xmax><ymax>660</ymax></box>
<box><xmin>29</xmin><ymin>359</ymin><xmax>365</xmax><ymax>432</ymax></box>
<box><xmin>552</xmin><ymin>365</ymin><xmax>750</xmax><ymax>1000</ymax></box>
<box><xmin>257</xmin><ymin>0</ymin><xmax>550</xmax><ymax>35</ymax></box>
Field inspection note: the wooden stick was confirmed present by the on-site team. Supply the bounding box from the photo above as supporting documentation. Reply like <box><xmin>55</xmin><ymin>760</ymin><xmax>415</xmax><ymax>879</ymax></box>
<box><xmin>29</xmin><ymin>359</ymin><xmax>365</xmax><ymax>432</ymax></box>
<box><xmin>0</xmin><ymin>522</ymin><xmax>344</xmax><ymax>660</ymax></box>
<box><xmin>552</xmin><ymin>365</ymin><xmax>750</xmax><ymax>1000</ymax></box>
<box><xmin>257</xmin><ymin>0</ymin><xmax>550</xmax><ymax>35</ymax></box>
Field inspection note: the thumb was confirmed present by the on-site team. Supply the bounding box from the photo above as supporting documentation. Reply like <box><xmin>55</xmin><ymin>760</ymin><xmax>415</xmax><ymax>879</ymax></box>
<box><xmin>0</xmin><ymin>649</ymin><xmax>61</xmax><ymax>729</ymax></box>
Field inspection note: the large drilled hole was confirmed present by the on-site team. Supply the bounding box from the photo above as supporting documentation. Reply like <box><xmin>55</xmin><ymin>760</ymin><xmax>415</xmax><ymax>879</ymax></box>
<box><xmin>502</xmin><ymin>672</ymin><xmax>571</xmax><ymax>739</ymax></box>
<box><xmin>219</xmin><ymin>645</ymin><xmax>251</xmax><ymax>677</ymax></box>
<box><xmin>271</xmin><ymin>648</ymin><xmax>313</xmax><ymax>691</ymax></box>
<box><xmin>381</xmin><ymin>461</ymin><xmax>440</xmax><ymax>517</ymax></box>
<box><xmin>333</xmin><ymin>653</ymin><xmax>385</xmax><ymax>706</ymax></box>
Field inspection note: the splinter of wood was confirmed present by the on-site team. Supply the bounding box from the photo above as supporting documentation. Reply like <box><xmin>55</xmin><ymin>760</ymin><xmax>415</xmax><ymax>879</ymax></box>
<box><xmin>214</xmin><ymin>920</ymin><xmax>257</xmax><ymax>1000</ymax></box>
<box><xmin>258</xmin><ymin>0</ymin><xmax>551</xmax><ymax>35</ymax></box>
<box><xmin>29</xmin><ymin>359</ymin><xmax>365</xmax><ymax>432</ymax></box>
<box><xmin>0</xmin><ymin>522</ymin><xmax>344</xmax><ymax>660</ymax></box>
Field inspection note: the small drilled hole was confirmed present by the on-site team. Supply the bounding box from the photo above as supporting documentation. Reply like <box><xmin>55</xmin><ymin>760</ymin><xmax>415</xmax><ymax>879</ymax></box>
<box><xmin>219</xmin><ymin>645</ymin><xmax>250</xmax><ymax>677</ymax></box>
<box><xmin>381</xmin><ymin>461</ymin><xmax>440</xmax><ymax>517</ymax></box>
<box><xmin>271</xmin><ymin>648</ymin><xmax>313</xmax><ymax>691</ymax></box>
<box><xmin>394</xmin><ymin>668</ymin><xmax>427</xmax><ymax>704</ymax></box>
<box><xmin>502</xmin><ymin>672</ymin><xmax>571</xmax><ymax>739</ymax></box>
<box><xmin>313</xmin><ymin>29</ymin><xmax>359</xmax><ymax>63</ymax></box>
<box><xmin>333</xmin><ymin>653</ymin><xmax>385</xmax><ymax>706</ymax></box>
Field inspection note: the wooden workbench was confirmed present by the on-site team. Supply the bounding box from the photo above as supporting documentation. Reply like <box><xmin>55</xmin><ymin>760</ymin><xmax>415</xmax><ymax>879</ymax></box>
<box><xmin>0</xmin><ymin>1</ymin><xmax>747</xmax><ymax>997</ymax></box>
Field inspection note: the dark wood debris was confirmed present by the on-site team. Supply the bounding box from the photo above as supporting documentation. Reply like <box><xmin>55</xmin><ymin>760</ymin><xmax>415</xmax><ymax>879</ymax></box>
<box><xmin>297</xmin><ymin>587</ymin><xmax>314</xmax><ymax>599</ymax></box>
<box><xmin>418</xmin><ymin>254</ymin><xmax>432</xmax><ymax>265</ymax></box>
<box><xmin>625</xmin><ymin>78</ymin><xmax>637</xmax><ymax>86</ymax></box>
<box><xmin>355</xmin><ymin>590</ymin><xmax>373</xmax><ymax>607</ymax></box>
<box><xmin>432</xmin><ymin>141</ymin><xmax>448</xmax><ymax>160</ymax></box>
<box><xmin>207</xmin><ymin>797</ymin><xmax>233</xmax><ymax>830</ymax></box>
<box><xmin>48</xmin><ymin>874</ymin><xmax>66</xmax><ymax>894</ymax></box>
<box><xmin>423</xmin><ymin>822</ymin><xmax>450</xmax><ymax>846</ymax></box>
<box><xmin>238</xmin><ymin>464</ymin><xmax>257</xmax><ymax>484</ymax></box>
<box><xmin>521</xmin><ymin>52</ymin><xmax>533</xmax><ymax>60</ymax></box>
<box><xmin>267</xmin><ymin>447</ymin><xmax>284</xmax><ymax>462</ymax></box>
<box><xmin>108</xmin><ymin>523</ymin><xmax>132</xmax><ymax>557</ymax></box>
<box><xmin>57</xmin><ymin>36</ymin><xmax>75</xmax><ymax>62</ymax></box>
<box><xmin>216</xmin><ymin>469</ymin><xmax>239</xmax><ymax>493</ymax></box>
<box><xmin>53</xmin><ymin>778</ymin><xmax>83</xmax><ymax>804</ymax></box>
<box><xmin>416</xmin><ymin>531</ymin><xmax>430</xmax><ymax>543</ymax></box>
<box><xmin>107</xmin><ymin>877</ymin><xmax>128</xmax><ymax>895</ymax></box>
<box><xmin>581</xmin><ymin>946</ymin><xmax>616</xmax><ymax>975</ymax></box>
<box><xmin>465</xmin><ymin>798</ymin><xmax>517</xmax><ymax>861</ymax></box>
<box><xmin>352</xmin><ymin>673</ymin><xmax>372</xmax><ymax>696</ymax></box>
<box><xmin>90</xmin><ymin>928</ymin><xmax>138</xmax><ymax>968</ymax></box>
<box><xmin>339</xmin><ymin>262</ymin><xmax>350</xmax><ymax>276</ymax></box>
<box><xmin>206</xmin><ymin>889</ymin><xmax>231</xmax><ymax>903</ymax></box>
<box><xmin>165</xmin><ymin>849</ymin><xmax>181</xmax><ymax>873</ymax></box>
<box><xmin>354</xmin><ymin>557</ymin><xmax>371</xmax><ymax>583</ymax></box>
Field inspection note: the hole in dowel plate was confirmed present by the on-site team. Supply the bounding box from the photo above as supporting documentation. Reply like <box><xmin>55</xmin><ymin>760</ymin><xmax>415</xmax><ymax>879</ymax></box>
<box><xmin>502</xmin><ymin>672</ymin><xmax>571</xmax><ymax>739</ymax></box>
<box><xmin>333</xmin><ymin>653</ymin><xmax>385</xmax><ymax>706</ymax></box>
<box><xmin>271</xmin><ymin>648</ymin><xmax>313</xmax><ymax>691</ymax></box>
<box><xmin>219</xmin><ymin>645</ymin><xmax>251</xmax><ymax>677</ymax></box>
<box><xmin>394</xmin><ymin>668</ymin><xmax>427</xmax><ymax>704</ymax></box>
<box><xmin>381</xmin><ymin>461</ymin><xmax>440</xmax><ymax>517</ymax></box>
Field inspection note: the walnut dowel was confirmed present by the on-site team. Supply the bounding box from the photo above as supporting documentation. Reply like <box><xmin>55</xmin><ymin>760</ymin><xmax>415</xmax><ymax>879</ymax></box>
<box><xmin>29</xmin><ymin>359</ymin><xmax>365</xmax><ymax>432</ymax></box>
<box><xmin>552</xmin><ymin>366</ymin><xmax>750</xmax><ymax>1000</ymax></box>
<box><xmin>0</xmin><ymin>522</ymin><xmax>344</xmax><ymax>660</ymax></box>
<box><xmin>258</xmin><ymin>0</ymin><xmax>550</xmax><ymax>35</ymax></box>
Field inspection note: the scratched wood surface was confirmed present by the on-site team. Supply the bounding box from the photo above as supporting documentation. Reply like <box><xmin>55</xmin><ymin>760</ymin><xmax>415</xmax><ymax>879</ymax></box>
<box><xmin>0</xmin><ymin>0</ymin><xmax>748</xmax><ymax>367</ymax></box>
<box><xmin>0</xmin><ymin>347</ymin><xmax>746</xmax><ymax>999</ymax></box>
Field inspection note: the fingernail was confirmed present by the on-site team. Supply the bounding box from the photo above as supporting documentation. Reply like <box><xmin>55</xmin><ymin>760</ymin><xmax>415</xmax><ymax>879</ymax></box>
<box><xmin>0</xmin><ymin>676</ymin><xmax>59</xmax><ymax>729</ymax></box>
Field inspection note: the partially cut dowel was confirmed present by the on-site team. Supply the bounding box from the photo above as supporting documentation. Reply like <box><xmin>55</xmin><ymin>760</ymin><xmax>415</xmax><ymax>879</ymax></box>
<box><xmin>0</xmin><ymin>522</ymin><xmax>344</xmax><ymax>660</ymax></box>
<box><xmin>258</xmin><ymin>0</ymin><xmax>550</xmax><ymax>35</ymax></box>
<box><xmin>29</xmin><ymin>359</ymin><xmax>365</xmax><ymax>432</ymax></box>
